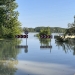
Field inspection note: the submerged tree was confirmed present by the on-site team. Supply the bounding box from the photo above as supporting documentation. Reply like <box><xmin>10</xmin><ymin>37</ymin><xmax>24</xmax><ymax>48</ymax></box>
<box><xmin>39</xmin><ymin>27</ymin><xmax>51</xmax><ymax>36</ymax></box>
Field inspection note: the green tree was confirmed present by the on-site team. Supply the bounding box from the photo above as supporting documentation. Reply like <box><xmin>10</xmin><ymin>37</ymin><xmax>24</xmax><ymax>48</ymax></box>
<box><xmin>39</xmin><ymin>27</ymin><xmax>51</xmax><ymax>36</ymax></box>
<box><xmin>0</xmin><ymin>0</ymin><xmax>23</xmax><ymax>38</ymax></box>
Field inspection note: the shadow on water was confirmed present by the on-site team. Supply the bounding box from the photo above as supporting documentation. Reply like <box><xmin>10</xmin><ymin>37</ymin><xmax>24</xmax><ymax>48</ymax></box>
<box><xmin>0</xmin><ymin>39</ymin><xmax>21</xmax><ymax>75</ymax></box>
<box><xmin>55</xmin><ymin>38</ymin><xmax>75</xmax><ymax>55</ymax></box>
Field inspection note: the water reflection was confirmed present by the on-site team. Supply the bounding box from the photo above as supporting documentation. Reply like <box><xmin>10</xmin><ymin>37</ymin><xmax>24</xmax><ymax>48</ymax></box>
<box><xmin>0</xmin><ymin>60</ymin><xmax>18</xmax><ymax>75</ymax></box>
<box><xmin>24</xmin><ymin>46</ymin><xmax>28</xmax><ymax>53</ymax></box>
<box><xmin>16</xmin><ymin>38</ymin><xmax>28</xmax><ymax>53</ymax></box>
<box><xmin>16</xmin><ymin>60</ymin><xmax>75</xmax><ymax>75</ymax></box>
<box><xmin>0</xmin><ymin>39</ymin><xmax>21</xmax><ymax>75</ymax></box>
<box><xmin>39</xmin><ymin>38</ymin><xmax>51</xmax><ymax>46</ymax></box>
<box><xmin>38</xmin><ymin>37</ymin><xmax>52</xmax><ymax>53</ymax></box>
<box><xmin>55</xmin><ymin>38</ymin><xmax>75</xmax><ymax>55</ymax></box>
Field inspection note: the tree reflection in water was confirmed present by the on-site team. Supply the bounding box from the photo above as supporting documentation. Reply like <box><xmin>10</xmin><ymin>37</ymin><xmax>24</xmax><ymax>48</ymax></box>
<box><xmin>38</xmin><ymin>37</ymin><xmax>52</xmax><ymax>53</ymax></box>
<box><xmin>0</xmin><ymin>39</ymin><xmax>21</xmax><ymax>75</ymax></box>
<box><xmin>55</xmin><ymin>38</ymin><xmax>75</xmax><ymax>55</ymax></box>
<box><xmin>39</xmin><ymin>38</ymin><xmax>51</xmax><ymax>46</ymax></box>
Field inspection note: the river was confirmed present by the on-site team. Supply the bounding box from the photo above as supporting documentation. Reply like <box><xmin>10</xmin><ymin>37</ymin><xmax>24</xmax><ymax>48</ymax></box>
<box><xmin>0</xmin><ymin>33</ymin><xmax>75</xmax><ymax>75</ymax></box>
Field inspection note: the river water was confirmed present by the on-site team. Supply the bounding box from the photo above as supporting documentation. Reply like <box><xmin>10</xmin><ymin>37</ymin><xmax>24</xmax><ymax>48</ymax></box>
<box><xmin>0</xmin><ymin>33</ymin><xmax>75</xmax><ymax>75</ymax></box>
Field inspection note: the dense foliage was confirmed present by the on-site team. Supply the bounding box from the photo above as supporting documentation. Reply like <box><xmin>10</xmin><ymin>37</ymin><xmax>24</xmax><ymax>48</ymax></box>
<box><xmin>0</xmin><ymin>0</ymin><xmax>23</xmax><ymax>39</ymax></box>
<box><xmin>39</xmin><ymin>27</ymin><xmax>51</xmax><ymax>36</ymax></box>
<box><xmin>65</xmin><ymin>23</ymin><xmax>75</xmax><ymax>35</ymax></box>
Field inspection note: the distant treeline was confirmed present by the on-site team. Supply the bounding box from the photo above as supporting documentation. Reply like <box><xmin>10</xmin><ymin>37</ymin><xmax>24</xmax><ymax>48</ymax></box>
<box><xmin>23</xmin><ymin>27</ymin><xmax>66</xmax><ymax>33</ymax></box>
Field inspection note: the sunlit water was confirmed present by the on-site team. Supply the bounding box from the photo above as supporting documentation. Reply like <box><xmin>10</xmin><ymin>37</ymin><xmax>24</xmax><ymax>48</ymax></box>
<box><xmin>0</xmin><ymin>33</ymin><xmax>75</xmax><ymax>75</ymax></box>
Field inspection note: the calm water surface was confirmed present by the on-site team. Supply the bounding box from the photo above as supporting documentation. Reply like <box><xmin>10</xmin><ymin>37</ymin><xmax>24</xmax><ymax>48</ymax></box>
<box><xmin>0</xmin><ymin>33</ymin><xmax>75</xmax><ymax>75</ymax></box>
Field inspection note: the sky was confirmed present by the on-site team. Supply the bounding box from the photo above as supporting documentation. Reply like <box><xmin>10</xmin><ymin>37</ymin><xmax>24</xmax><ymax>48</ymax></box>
<box><xmin>16</xmin><ymin>0</ymin><xmax>75</xmax><ymax>28</ymax></box>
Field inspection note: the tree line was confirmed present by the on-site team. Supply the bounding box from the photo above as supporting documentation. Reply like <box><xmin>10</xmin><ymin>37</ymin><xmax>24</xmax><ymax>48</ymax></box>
<box><xmin>23</xmin><ymin>27</ymin><xmax>66</xmax><ymax>33</ymax></box>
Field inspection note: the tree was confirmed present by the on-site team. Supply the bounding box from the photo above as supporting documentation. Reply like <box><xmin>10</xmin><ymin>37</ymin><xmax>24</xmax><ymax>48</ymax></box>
<box><xmin>0</xmin><ymin>0</ymin><xmax>23</xmax><ymax>38</ymax></box>
<box><xmin>65</xmin><ymin>23</ymin><xmax>75</xmax><ymax>35</ymax></box>
<box><xmin>39</xmin><ymin>27</ymin><xmax>51</xmax><ymax>36</ymax></box>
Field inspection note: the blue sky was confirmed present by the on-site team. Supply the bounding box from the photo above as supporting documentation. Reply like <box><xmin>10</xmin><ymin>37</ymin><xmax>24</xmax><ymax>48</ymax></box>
<box><xmin>16</xmin><ymin>0</ymin><xmax>75</xmax><ymax>28</ymax></box>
